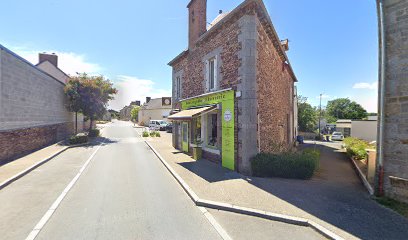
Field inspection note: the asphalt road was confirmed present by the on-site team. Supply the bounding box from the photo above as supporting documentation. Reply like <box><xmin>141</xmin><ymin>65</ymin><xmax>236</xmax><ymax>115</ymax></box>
<box><xmin>0</xmin><ymin>121</ymin><xmax>328</xmax><ymax>240</ymax></box>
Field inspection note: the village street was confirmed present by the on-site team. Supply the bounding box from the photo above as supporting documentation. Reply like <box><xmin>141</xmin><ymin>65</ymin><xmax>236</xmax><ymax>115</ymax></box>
<box><xmin>0</xmin><ymin>121</ymin><xmax>323</xmax><ymax>240</ymax></box>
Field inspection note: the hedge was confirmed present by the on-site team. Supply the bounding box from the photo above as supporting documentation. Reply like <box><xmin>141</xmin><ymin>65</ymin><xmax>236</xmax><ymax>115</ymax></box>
<box><xmin>69</xmin><ymin>134</ymin><xmax>89</xmax><ymax>145</ymax></box>
<box><xmin>343</xmin><ymin>137</ymin><xmax>375</xmax><ymax>160</ymax></box>
<box><xmin>88</xmin><ymin>129</ymin><xmax>100</xmax><ymax>138</ymax></box>
<box><xmin>251</xmin><ymin>149</ymin><xmax>320</xmax><ymax>180</ymax></box>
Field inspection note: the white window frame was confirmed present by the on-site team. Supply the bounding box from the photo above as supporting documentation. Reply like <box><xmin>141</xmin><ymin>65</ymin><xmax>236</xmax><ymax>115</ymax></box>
<box><xmin>206</xmin><ymin>56</ymin><xmax>218</xmax><ymax>92</ymax></box>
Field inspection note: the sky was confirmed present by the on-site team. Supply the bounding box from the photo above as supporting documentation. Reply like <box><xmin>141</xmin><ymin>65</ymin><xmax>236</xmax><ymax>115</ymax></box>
<box><xmin>0</xmin><ymin>0</ymin><xmax>379</xmax><ymax>112</ymax></box>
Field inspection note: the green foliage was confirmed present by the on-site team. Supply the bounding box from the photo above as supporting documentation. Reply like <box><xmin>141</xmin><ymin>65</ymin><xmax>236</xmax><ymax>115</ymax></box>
<box><xmin>88</xmin><ymin>129</ymin><xmax>100</xmax><ymax>138</ymax></box>
<box><xmin>155</xmin><ymin>132</ymin><xmax>161</xmax><ymax>137</ymax></box>
<box><xmin>65</xmin><ymin>73</ymin><xmax>118</xmax><ymax>130</ymax></box>
<box><xmin>343</xmin><ymin>137</ymin><xmax>375</xmax><ymax>160</ymax></box>
<box><xmin>150</xmin><ymin>131</ymin><xmax>157</xmax><ymax>137</ymax></box>
<box><xmin>142</xmin><ymin>131</ymin><xmax>149</xmax><ymax>137</ymax></box>
<box><xmin>298</xmin><ymin>96</ymin><xmax>317</xmax><ymax>132</ymax></box>
<box><xmin>326</xmin><ymin>98</ymin><xmax>368</xmax><ymax>122</ymax></box>
<box><xmin>69</xmin><ymin>134</ymin><xmax>88</xmax><ymax>145</ymax></box>
<box><xmin>130</xmin><ymin>106</ymin><xmax>140</xmax><ymax>122</ymax></box>
<box><xmin>251</xmin><ymin>149</ymin><xmax>320</xmax><ymax>180</ymax></box>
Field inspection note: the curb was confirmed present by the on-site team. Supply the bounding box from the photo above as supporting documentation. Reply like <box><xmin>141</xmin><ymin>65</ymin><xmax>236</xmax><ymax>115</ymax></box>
<box><xmin>0</xmin><ymin>142</ymin><xmax>91</xmax><ymax>191</ymax></box>
<box><xmin>349</xmin><ymin>157</ymin><xmax>374</xmax><ymax>195</ymax></box>
<box><xmin>144</xmin><ymin>140</ymin><xmax>345</xmax><ymax>240</ymax></box>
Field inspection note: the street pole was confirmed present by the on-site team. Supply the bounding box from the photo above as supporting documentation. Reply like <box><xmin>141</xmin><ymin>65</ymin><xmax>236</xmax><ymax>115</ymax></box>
<box><xmin>319</xmin><ymin>93</ymin><xmax>322</xmax><ymax>139</ymax></box>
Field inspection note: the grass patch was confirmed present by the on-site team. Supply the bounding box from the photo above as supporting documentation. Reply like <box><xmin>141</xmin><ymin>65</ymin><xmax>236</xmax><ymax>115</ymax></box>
<box><xmin>251</xmin><ymin>148</ymin><xmax>321</xmax><ymax>180</ymax></box>
<box><xmin>375</xmin><ymin>197</ymin><xmax>408</xmax><ymax>218</ymax></box>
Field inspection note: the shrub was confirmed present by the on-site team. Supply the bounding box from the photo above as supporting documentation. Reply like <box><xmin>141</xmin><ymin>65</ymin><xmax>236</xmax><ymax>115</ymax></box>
<box><xmin>88</xmin><ymin>129</ymin><xmax>100</xmax><ymax>138</ymax></box>
<box><xmin>343</xmin><ymin>137</ymin><xmax>374</xmax><ymax>160</ymax></box>
<box><xmin>150</xmin><ymin>131</ymin><xmax>156</xmax><ymax>137</ymax></box>
<box><xmin>142</xmin><ymin>131</ymin><xmax>149</xmax><ymax>137</ymax></box>
<box><xmin>155</xmin><ymin>132</ymin><xmax>161</xmax><ymax>137</ymax></box>
<box><xmin>69</xmin><ymin>134</ymin><xmax>88</xmax><ymax>145</ymax></box>
<box><xmin>251</xmin><ymin>149</ymin><xmax>320</xmax><ymax>180</ymax></box>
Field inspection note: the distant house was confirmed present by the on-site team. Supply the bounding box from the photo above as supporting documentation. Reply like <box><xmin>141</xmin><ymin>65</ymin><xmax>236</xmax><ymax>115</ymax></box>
<box><xmin>36</xmin><ymin>53</ymin><xmax>70</xmax><ymax>84</ymax></box>
<box><xmin>336</xmin><ymin>119</ymin><xmax>377</xmax><ymax>142</ymax></box>
<box><xmin>138</xmin><ymin>97</ymin><xmax>172</xmax><ymax>126</ymax></box>
<box><xmin>119</xmin><ymin>101</ymin><xmax>141</xmax><ymax>121</ymax></box>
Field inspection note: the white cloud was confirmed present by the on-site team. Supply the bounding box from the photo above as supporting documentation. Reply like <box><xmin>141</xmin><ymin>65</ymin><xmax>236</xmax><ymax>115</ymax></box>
<box><xmin>7</xmin><ymin>46</ymin><xmax>102</xmax><ymax>75</ymax></box>
<box><xmin>108</xmin><ymin>75</ymin><xmax>171</xmax><ymax>111</ymax></box>
<box><xmin>353</xmin><ymin>82</ymin><xmax>378</xmax><ymax>90</ymax></box>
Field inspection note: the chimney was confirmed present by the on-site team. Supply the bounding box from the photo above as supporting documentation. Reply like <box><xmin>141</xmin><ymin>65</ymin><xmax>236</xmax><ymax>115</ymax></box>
<box><xmin>39</xmin><ymin>53</ymin><xmax>58</xmax><ymax>67</ymax></box>
<box><xmin>146</xmin><ymin>97</ymin><xmax>151</xmax><ymax>103</ymax></box>
<box><xmin>187</xmin><ymin>0</ymin><xmax>207</xmax><ymax>49</ymax></box>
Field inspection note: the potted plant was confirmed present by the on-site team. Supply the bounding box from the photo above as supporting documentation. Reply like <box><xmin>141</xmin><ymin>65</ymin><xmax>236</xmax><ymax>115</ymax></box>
<box><xmin>192</xmin><ymin>140</ymin><xmax>203</xmax><ymax>160</ymax></box>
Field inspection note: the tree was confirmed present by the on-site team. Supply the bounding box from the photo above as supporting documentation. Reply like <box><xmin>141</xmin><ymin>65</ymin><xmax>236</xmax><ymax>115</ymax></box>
<box><xmin>64</xmin><ymin>78</ymin><xmax>83</xmax><ymax>134</ymax></box>
<box><xmin>326</xmin><ymin>98</ymin><xmax>367</xmax><ymax>122</ymax></box>
<box><xmin>297</xmin><ymin>96</ymin><xmax>317</xmax><ymax>132</ymax></box>
<box><xmin>65</xmin><ymin>73</ymin><xmax>117</xmax><ymax>132</ymax></box>
<box><xmin>130</xmin><ymin>106</ymin><xmax>140</xmax><ymax>122</ymax></box>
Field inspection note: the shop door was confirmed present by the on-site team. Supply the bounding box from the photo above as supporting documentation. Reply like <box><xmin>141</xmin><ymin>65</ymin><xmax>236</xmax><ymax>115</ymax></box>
<box><xmin>182</xmin><ymin>122</ymin><xmax>189</xmax><ymax>152</ymax></box>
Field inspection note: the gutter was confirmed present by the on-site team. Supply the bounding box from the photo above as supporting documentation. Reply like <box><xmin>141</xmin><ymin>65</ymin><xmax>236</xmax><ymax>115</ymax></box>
<box><xmin>375</xmin><ymin>0</ymin><xmax>386</xmax><ymax>196</ymax></box>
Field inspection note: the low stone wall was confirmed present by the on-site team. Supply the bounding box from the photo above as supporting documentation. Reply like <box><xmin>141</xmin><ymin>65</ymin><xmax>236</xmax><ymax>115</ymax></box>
<box><xmin>0</xmin><ymin>122</ymin><xmax>74</xmax><ymax>165</ymax></box>
<box><xmin>388</xmin><ymin>177</ymin><xmax>408</xmax><ymax>204</ymax></box>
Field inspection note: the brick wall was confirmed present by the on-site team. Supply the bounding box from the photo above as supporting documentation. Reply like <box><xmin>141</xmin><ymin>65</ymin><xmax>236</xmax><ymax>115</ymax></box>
<box><xmin>256</xmin><ymin>17</ymin><xmax>294</xmax><ymax>153</ymax></box>
<box><xmin>0</xmin><ymin>122</ymin><xmax>73</xmax><ymax>165</ymax></box>
<box><xmin>380</xmin><ymin>0</ymin><xmax>408</xmax><ymax>203</ymax></box>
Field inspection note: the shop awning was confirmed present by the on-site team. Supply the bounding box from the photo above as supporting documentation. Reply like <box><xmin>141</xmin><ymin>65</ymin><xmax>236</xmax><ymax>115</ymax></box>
<box><xmin>167</xmin><ymin>106</ymin><xmax>216</xmax><ymax>121</ymax></box>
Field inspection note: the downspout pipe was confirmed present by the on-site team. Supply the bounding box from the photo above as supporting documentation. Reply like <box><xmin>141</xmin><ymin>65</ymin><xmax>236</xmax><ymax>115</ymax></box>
<box><xmin>375</xmin><ymin>0</ymin><xmax>386</xmax><ymax>196</ymax></box>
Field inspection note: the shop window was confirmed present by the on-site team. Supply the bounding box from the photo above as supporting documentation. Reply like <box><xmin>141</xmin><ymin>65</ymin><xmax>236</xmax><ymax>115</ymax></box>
<box><xmin>207</xmin><ymin>113</ymin><xmax>218</xmax><ymax>147</ymax></box>
<box><xmin>175</xmin><ymin>76</ymin><xmax>181</xmax><ymax>99</ymax></box>
<box><xmin>192</xmin><ymin>117</ymin><xmax>202</xmax><ymax>144</ymax></box>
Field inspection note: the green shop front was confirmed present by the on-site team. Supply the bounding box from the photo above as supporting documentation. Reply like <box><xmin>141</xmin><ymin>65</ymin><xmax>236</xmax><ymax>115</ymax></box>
<box><xmin>168</xmin><ymin>89</ymin><xmax>235</xmax><ymax>170</ymax></box>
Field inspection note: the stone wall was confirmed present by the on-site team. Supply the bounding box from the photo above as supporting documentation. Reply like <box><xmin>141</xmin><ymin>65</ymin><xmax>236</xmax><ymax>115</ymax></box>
<box><xmin>380</xmin><ymin>0</ymin><xmax>408</xmax><ymax>203</ymax></box>
<box><xmin>0</xmin><ymin>46</ymin><xmax>75</xmax><ymax>163</ymax></box>
<box><xmin>256</xmin><ymin>17</ymin><xmax>295</xmax><ymax>153</ymax></box>
<box><xmin>0</xmin><ymin>122</ymin><xmax>73</xmax><ymax>165</ymax></box>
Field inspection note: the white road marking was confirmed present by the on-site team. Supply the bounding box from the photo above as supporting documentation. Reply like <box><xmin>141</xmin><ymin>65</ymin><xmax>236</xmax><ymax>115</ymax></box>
<box><xmin>25</xmin><ymin>142</ymin><xmax>104</xmax><ymax>240</ymax></box>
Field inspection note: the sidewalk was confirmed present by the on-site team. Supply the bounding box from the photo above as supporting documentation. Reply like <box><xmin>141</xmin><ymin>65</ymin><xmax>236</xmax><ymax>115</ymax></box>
<box><xmin>0</xmin><ymin>143</ymin><xmax>68</xmax><ymax>185</ymax></box>
<box><xmin>145</xmin><ymin>132</ymin><xmax>408</xmax><ymax>240</ymax></box>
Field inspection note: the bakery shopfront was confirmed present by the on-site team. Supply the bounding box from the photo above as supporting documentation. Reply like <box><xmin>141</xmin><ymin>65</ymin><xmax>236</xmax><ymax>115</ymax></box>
<box><xmin>168</xmin><ymin>89</ymin><xmax>235</xmax><ymax>170</ymax></box>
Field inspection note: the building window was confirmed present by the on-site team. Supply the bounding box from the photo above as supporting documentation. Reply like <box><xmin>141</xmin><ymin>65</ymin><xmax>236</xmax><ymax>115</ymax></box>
<box><xmin>175</xmin><ymin>76</ymin><xmax>181</xmax><ymax>99</ymax></box>
<box><xmin>207</xmin><ymin>113</ymin><xmax>218</xmax><ymax>147</ymax></box>
<box><xmin>192</xmin><ymin>117</ymin><xmax>202</xmax><ymax>144</ymax></box>
<box><xmin>207</xmin><ymin>57</ymin><xmax>218</xmax><ymax>92</ymax></box>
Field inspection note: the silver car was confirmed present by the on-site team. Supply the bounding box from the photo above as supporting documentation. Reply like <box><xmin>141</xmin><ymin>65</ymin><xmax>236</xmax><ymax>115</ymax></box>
<box><xmin>331</xmin><ymin>132</ymin><xmax>344</xmax><ymax>141</ymax></box>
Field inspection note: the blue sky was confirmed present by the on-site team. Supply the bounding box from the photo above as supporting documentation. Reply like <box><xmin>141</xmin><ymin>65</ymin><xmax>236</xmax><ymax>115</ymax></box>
<box><xmin>0</xmin><ymin>0</ymin><xmax>378</xmax><ymax>112</ymax></box>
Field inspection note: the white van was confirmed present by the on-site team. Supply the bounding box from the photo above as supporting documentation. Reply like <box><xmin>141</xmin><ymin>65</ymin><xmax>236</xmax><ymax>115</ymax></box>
<box><xmin>149</xmin><ymin>120</ymin><xmax>167</xmax><ymax>131</ymax></box>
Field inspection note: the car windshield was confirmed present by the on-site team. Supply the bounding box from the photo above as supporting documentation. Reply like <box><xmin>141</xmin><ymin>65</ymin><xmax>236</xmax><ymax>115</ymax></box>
<box><xmin>159</xmin><ymin>121</ymin><xmax>166</xmax><ymax>125</ymax></box>
<box><xmin>333</xmin><ymin>132</ymin><xmax>341</xmax><ymax>135</ymax></box>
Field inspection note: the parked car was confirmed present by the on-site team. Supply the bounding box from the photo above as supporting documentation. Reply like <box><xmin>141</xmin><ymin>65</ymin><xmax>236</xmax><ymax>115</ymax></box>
<box><xmin>331</xmin><ymin>132</ymin><xmax>344</xmax><ymax>141</ymax></box>
<box><xmin>166</xmin><ymin>122</ymin><xmax>173</xmax><ymax>133</ymax></box>
<box><xmin>149</xmin><ymin>120</ymin><xmax>167</xmax><ymax>131</ymax></box>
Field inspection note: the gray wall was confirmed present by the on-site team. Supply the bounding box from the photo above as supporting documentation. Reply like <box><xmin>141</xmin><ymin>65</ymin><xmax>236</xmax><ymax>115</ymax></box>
<box><xmin>0</xmin><ymin>46</ymin><xmax>73</xmax><ymax>131</ymax></box>
<box><xmin>379</xmin><ymin>0</ymin><xmax>408</xmax><ymax>202</ymax></box>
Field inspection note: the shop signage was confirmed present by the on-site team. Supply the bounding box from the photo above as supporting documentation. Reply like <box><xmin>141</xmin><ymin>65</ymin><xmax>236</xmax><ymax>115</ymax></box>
<box><xmin>181</xmin><ymin>90</ymin><xmax>235</xmax><ymax>170</ymax></box>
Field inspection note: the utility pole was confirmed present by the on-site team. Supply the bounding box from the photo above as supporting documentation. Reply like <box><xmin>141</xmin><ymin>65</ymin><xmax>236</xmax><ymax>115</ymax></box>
<box><xmin>319</xmin><ymin>93</ymin><xmax>322</xmax><ymax>139</ymax></box>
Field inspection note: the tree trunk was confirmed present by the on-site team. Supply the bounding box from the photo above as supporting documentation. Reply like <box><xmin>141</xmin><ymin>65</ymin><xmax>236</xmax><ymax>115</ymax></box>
<box><xmin>89</xmin><ymin>118</ymin><xmax>93</xmax><ymax>131</ymax></box>
<box><xmin>75</xmin><ymin>111</ymin><xmax>78</xmax><ymax>134</ymax></box>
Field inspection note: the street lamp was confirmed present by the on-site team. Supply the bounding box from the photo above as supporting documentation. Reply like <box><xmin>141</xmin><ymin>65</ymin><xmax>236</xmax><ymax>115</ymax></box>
<box><xmin>319</xmin><ymin>93</ymin><xmax>323</xmax><ymax>139</ymax></box>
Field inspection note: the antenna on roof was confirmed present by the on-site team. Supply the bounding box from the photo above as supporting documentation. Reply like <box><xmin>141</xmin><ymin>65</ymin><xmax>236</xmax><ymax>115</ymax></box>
<box><xmin>219</xmin><ymin>10</ymin><xmax>223</xmax><ymax>14</ymax></box>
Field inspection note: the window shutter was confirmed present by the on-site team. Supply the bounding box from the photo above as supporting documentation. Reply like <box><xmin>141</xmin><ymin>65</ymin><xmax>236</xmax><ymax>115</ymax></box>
<box><xmin>214</xmin><ymin>56</ymin><xmax>218</xmax><ymax>90</ymax></box>
<box><xmin>205</xmin><ymin>60</ymin><xmax>210</xmax><ymax>92</ymax></box>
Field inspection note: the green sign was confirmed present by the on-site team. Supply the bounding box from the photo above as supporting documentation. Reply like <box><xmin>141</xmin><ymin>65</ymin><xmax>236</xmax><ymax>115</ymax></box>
<box><xmin>181</xmin><ymin>90</ymin><xmax>235</xmax><ymax>170</ymax></box>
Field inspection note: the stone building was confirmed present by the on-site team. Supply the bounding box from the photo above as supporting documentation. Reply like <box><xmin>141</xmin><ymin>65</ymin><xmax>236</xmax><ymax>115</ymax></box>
<box><xmin>0</xmin><ymin>45</ymin><xmax>77</xmax><ymax>164</ymax></box>
<box><xmin>376</xmin><ymin>0</ymin><xmax>408</xmax><ymax>203</ymax></box>
<box><xmin>168</xmin><ymin>0</ymin><xmax>297</xmax><ymax>174</ymax></box>
<box><xmin>119</xmin><ymin>101</ymin><xmax>141</xmax><ymax>121</ymax></box>
<box><xmin>138</xmin><ymin>97</ymin><xmax>172</xmax><ymax>126</ymax></box>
